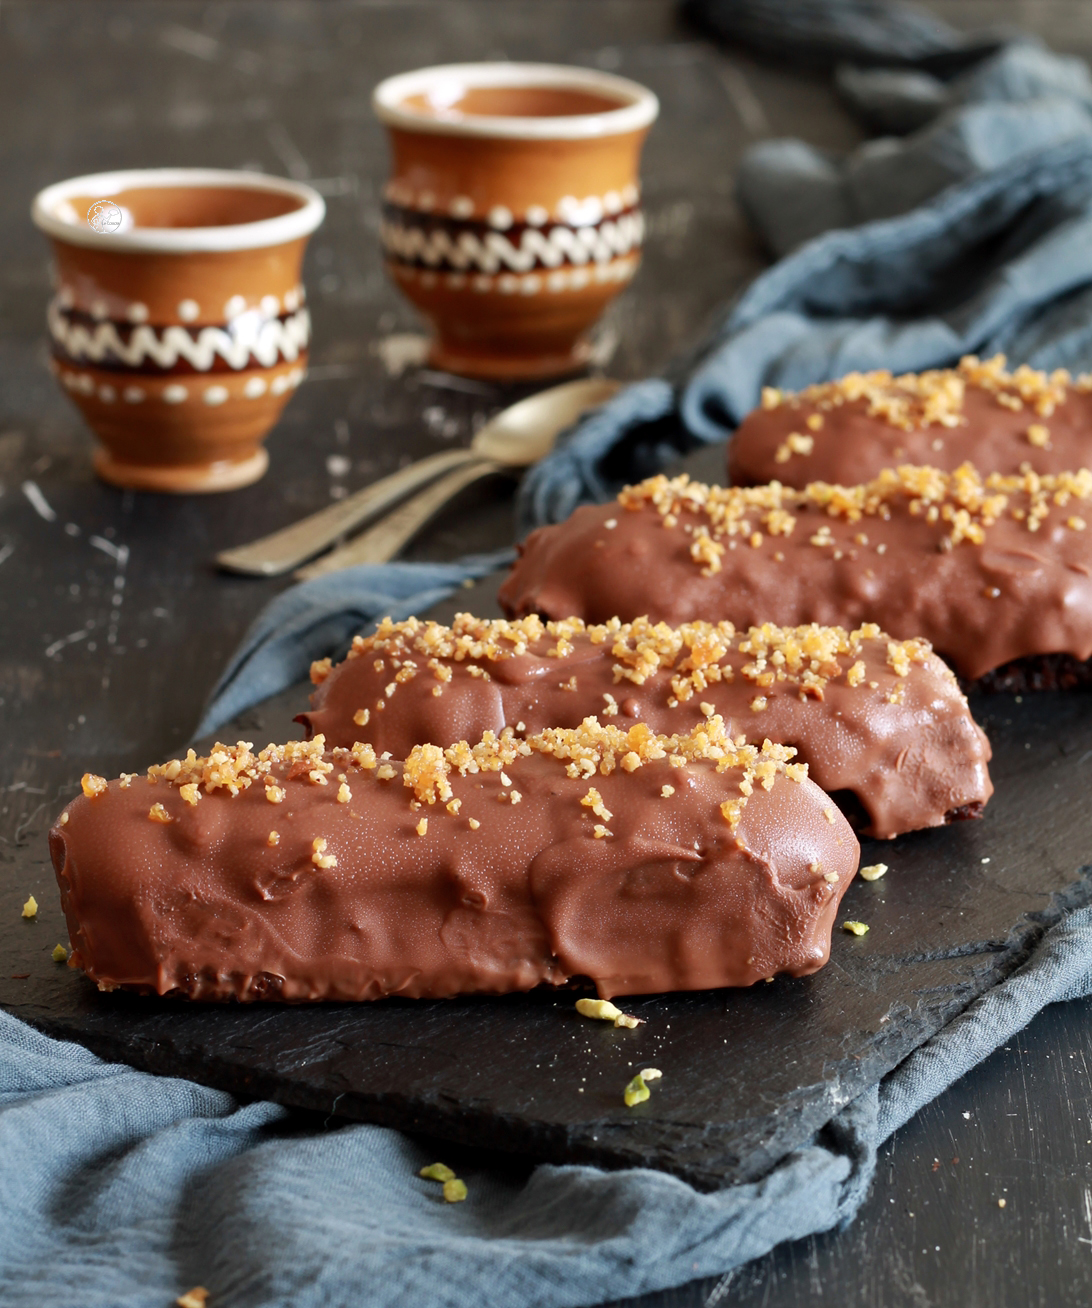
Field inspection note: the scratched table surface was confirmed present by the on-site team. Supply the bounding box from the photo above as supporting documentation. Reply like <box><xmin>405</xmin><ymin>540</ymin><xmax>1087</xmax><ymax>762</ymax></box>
<box><xmin>1</xmin><ymin>2</ymin><xmax>1091</xmax><ymax>1305</ymax></box>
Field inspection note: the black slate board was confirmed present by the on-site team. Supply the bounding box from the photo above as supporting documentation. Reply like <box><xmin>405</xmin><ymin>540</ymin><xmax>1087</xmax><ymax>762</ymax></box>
<box><xmin>4</xmin><ymin>572</ymin><xmax>1092</xmax><ymax>1191</ymax></box>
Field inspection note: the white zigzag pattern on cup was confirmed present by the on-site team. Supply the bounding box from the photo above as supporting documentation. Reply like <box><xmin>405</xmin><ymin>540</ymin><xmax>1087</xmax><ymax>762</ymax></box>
<box><xmin>380</xmin><ymin>212</ymin><xmax>644</xmax><ymax>274</ymax></box>
<box><xmin>48</xmin><ymin>301</ymin><xmax>311</xmax><ymax>371</ymax></box>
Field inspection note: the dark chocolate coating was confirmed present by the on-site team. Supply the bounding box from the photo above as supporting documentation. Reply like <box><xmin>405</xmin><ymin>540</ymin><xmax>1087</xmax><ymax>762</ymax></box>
<box><xmin>302</xmin><ymin>619</ymin><xmax>992</xmax><ymax>840</ymax></box>
<box><xmin>498</xmin><ymin>470</ymin><xmax>1092</xmax><ymax>682</ymax></box>
<box><xmin>49</xmin><ymin>740</ymin><xmax>859</xmax><ymax>1002</ymax></box>
<box><xmin>729</xmin><ymin>362</ymin><xmax>1092</xmax><ymax>488</ymax></box>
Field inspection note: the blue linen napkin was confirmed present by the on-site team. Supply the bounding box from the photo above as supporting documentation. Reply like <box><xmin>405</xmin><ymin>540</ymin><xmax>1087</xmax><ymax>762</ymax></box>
<box><xmin>4</xmin><ymin>907</ymin><xmax>1090</xmax><ymax>1308</ymax></box>
<box><xmin>20</xmin><ymin>4</ymin><xmax>1092</xmax><ymax>1304</ymax></box>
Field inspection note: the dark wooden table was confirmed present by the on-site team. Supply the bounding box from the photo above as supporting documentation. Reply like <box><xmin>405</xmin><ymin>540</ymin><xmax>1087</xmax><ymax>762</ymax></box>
<box><xmin>2</xmin><ymin>3</ymin><xmax>1090</xmax><ymax>1304</ymax></box>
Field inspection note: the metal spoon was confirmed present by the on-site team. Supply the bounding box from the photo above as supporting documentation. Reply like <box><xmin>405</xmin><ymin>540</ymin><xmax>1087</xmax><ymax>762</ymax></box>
<box><xmin>216</xmin><ymin>376</ymin><xmax>621</xmax><ymax>577</ymax></box>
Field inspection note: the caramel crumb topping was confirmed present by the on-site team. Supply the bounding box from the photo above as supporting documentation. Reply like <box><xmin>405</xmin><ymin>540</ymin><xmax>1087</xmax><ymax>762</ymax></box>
<box><xmin>59</xmin><ymin>811</ymin><xmax>69</xmax><ymax>826</ymax></box>
<box><xmin>353</xmin><ymin>708</ymin><xmax>370</xmax><ymax>727</ymax></box>
<box><xmin>337</xmin><ymin>782</ymin><xmax>352</xmax><ymax>803</ymax></box>
<box><xmin>310</xmin><ymin>657</ymin><xmax>332</xmax><ymax>685</ymax></box>
<box><xmin>616</xmin><ymin>462</ymin><xmax>1092</xmax><ymax>554</ymax></box>
<box><xmin>761</xmin><ymin>355</ymin><xmax>1075</xmax><ymax>429</ymax></box>
<box><xmin>581</xmin><ymin>787</ymin><xmax>613</xmax><ymax>822</ymax></box>
<box><xmin>148</xmin><ymin>803</ymin><xmax>172</xmax><ymax>824</ymax></box>
<box><xmin>416</xmin><ymin>817</ymin><xmax>428</xmax><ymax>836</ymax></box>
<box><xmin>823</xmin><ymin>807</ymin><xmax>836</xmax><ymax>824</ymax></box>
<box><xmin>859</xmin><ymin>862</ymin><xmax>888</xmax><ymax>881</ymax></box>
<box><xmin>81</xmin><ymin>773</ymin><xmax>107</xmax><ymax>798</ymax></box>
<box><xmin>661</xmin><ymin>784</ymin><xmax>675</xmax><ymax>797</ymax></box>
<box><xmin>774</xmin><ymin>431</ymin><xmax>814</xmax><ymax>464</ymax></box>
<box><xmin>268</xmin><ymin>831</ymin><xmax>280</xmax><ymax>847</ymax></box>
<box><xmin>468</xmin><ymin>818</ymin><xmax>481</xmax><ymax>830</ymax></box>
<box><xmin>1027</xmin><ymin>423</ymin><xmax>1051</xmax><ymax>449</ymax></box>
<box><xmin>593</xmin><ymin>824</ymin><xmax>612</xmax><ymax>839</ymax></box>
<box><xmin>179</xmin><ymin>782</ymin><xmax>201</xmax><ymax>807</ymax></box>
<box><xmin>311</xmin><ymin>837</ymin><xmax>336</xmax><ymax>869</ymax></box>
<box><xmin>843</xmin><ymin>920</ymin><xmax>870</xmax><ymax>936</ymax></box>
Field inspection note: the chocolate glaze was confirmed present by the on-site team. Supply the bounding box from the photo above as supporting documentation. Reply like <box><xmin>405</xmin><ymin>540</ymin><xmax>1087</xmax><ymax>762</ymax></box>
<box><xmin>729</xmin><ymin>357</ymin><xmax>1092</xmax><ymax>488</ymax></box>
<box><xmin>497</xmin><ymin>466</ymin><xmax>1092</xmax><ymax>683</ymax></box>
<box><xmin>49</xmin><ymin>727</ymin><xmax>858</xmax><ymax>1002</ymax></box>
<box><xmin>302</xmin><ymin>616</ymin><xmax>992</xmax><ymax>840</ymax></box>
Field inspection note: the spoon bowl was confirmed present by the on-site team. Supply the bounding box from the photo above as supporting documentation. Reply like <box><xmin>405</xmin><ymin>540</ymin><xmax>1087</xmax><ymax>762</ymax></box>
<box><xmin>216</xmin><ymin>375</ymin><xmax>621</xmax><ymax>576</ymax></box>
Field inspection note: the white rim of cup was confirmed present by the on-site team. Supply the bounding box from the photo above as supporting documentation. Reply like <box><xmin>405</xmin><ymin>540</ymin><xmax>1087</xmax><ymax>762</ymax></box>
<box><xmin>30</xmin><ymin>169</ymin><xmax>326</xmax><ymax>253</ymax></box>
<box><xmin>372</xmin><ymin>63</ymin><xmax>659</xmax><ymax>140</ymax></box>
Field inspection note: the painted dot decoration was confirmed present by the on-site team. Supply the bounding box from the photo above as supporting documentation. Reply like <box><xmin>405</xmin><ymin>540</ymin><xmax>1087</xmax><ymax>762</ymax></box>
<box><xmin>177</xmin><ymin>300</ymin><xmax>199</xmax><ymax>323</ymax></box>
<box><xmin>203</xmin><ymin>385</ymin><xmax>229</xmax><ymax>406</ymax></box>
<box><xmin>163</xmin><ymin>384</ymin><xmax>188</xmax><ymax>404</ymax></box>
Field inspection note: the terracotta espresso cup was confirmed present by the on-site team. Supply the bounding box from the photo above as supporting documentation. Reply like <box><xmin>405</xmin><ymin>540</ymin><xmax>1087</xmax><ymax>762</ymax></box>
<box><xmin>31</xmin><ymin>169</ymin><xmax>325</xmax><ymax>493</ymax></box>
<box><xmin>372</xmin><ymin>63</ymin><xmax>659</xmax><ymax>380</ymax></box>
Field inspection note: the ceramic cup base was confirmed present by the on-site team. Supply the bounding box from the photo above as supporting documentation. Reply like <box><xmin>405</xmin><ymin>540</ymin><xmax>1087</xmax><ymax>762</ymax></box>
<box><xmin>93</xmin><ymin>446</ymin><xmax>269</xmax><ymax>494</ymax></box>
<box><xmin>427</xmin><ymin>336</ymin><xmax>592</xmax><ymax>382</ymax></box>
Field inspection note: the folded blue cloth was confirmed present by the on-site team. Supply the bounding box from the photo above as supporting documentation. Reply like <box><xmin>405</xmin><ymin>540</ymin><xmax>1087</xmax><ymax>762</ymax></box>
<box><xmin>5</xmin><ymin>907</ymin><xmax>1090</xmax><ymax>1307</ymax></box>
<box><xmin>28</xmin><ymin>5</ymin><xmax>1092</xmax><ymax>1304</ymax></box>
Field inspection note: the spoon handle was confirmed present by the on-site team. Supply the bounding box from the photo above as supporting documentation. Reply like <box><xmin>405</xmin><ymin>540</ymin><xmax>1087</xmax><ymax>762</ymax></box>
<box><xmin>215</xmin><ymin>447</ymin><xmax>475</xmax><ymax>576</ymax></box>
<box><xmin>293</xmin><ymin>458</ymin><xmax>503</xmax><ymax>581</ymax></box>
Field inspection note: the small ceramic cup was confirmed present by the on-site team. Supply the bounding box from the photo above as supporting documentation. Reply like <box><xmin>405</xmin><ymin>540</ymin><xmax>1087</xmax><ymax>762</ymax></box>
<box><xmin>31</xmin><ymin>168</ymin><xmax>325</xmax><ymax>493</ymax></box>
<box><xmin>372</xmin><ymin>63</ymin><xmax>659</xmax><ymax>381</ymax></box>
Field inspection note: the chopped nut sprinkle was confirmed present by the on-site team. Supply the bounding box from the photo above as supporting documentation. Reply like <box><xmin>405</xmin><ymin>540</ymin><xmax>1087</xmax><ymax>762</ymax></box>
<box><xmin>59</xmin><ymin>811</ymin><xmax>69</xmax><ymax>826</ymax></box>
<box><xmin>337</xmin><ymin>782</ymin><xmax>352</xmax><ymax>804</ymax></box>
<box><xmin>311</xmin><ymin>837</ymin><xmax>337</xmax><ymax>869</ymax></box>
<box><xmin>759</xmin><ymin>356</ymin><xmax>1076</xmax><ymax>429</ymax></box>
<box><xmin>81</xmin><ymin>773</ymin><xmax>107</xmax><ymax>798</ymax></box>
<box><xmin>22</xmin><ymin>895</ymin><xmax>37</xmax><ymax>919</ymax></box>
<box><xmin>577</xmin><ymin>998</ymin><xmax>619</xmax><ymax>1021</ymax></box>
<box><xmin>353</xmin><ymin>708</ymin><xmax>370</xmax><ymax>727</ymax></box>
<box><xmin>416</xmin><ymin>817</ymin><xmax>428</xmax><ymax>836</ymax></box>
<box><xmin>843</xmin><ymin>920</ymin><xmax>870</xmax><ymax>936</ymax></box>
<box><xmin>52</xmin><ymin>943</ymin><xmax>68</xmax><ymax>963</ymax></box>
<box><xmin>661</xmin><ymin>784</ymin><xmax>675</xmax><ymax>797</ymax></box>
<box><xmin>267</xmin><ymin>831</ymin><xmax>280</xmax><ymax>847</ymax></box>
<box><xmin>615</xmin><ymin>462</ymin><xmax>1092</xmax><ymax>554</ymax></box>
<box><xmin>148</xmin><ymin>803</ymin><xmax>172</xmax><ymax>824</ymax></box>
<box><xmin>179</xmin><ymin>783</ymin><xmax>201</xmax><ymax>807</ymax></box>
<box><xmin>468</xmin><ymin>818</ymin><xmax>481</xmax><ymax>830</ymax></box>
<box><xmin>859</xmin><ymin>863</ymin><xmax>888</xmax><ymax>881</ymax></box>
<box><xmin>310</xmin><ymin>657</ymin><xmax>332</xmax><ymax>685</ymax></box>
<box><xmin>419</xmin><ymin>1162</ymin><xmax>456</xmax><ymax>1183</ymax></box>
<box><xmin>593</xmin><ymin>824</ymin><xmax>612</xmax><ymax>839</ymax></box>
<box><xmin>823</xmin><ymin>807</ymin><xmax>836</xmax><ymax>824</ymax></box>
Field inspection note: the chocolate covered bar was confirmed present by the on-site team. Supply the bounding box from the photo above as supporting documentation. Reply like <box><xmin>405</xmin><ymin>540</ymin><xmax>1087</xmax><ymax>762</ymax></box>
<box><xmin>729</xmin><ymin>356</ymin><xmax>1092</xmax><ymax>489</ymax></box>
<box><xmin>50</xmin><ymin>722</ymin><xmax>859</xmax><ymax>1002</ymax></box>
<box><xmin>304</xmin><ymin>615</ymin><xmax>992</xmax><ymax>840</ymax></box>
<box><xmin>498</xmin><ymin>464</ymin><xmax>1092</xmax><ymax>685</ymax></box>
